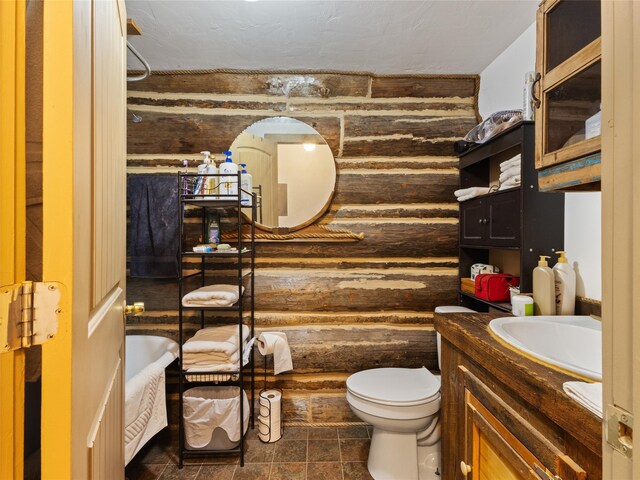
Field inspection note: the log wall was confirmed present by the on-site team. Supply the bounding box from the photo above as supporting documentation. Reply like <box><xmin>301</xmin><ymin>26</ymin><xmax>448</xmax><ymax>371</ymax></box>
<box><xmin>126</xmin><ymin>71</ymin><xmax>479</xmax><ymax>425</ymax></box>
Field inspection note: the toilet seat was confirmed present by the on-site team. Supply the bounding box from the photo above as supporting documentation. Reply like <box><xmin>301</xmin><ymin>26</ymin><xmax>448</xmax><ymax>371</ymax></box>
<box><xmin>346</xmin><ymin>368</ymin><xmax>440</xmax><ymax>407</ymax></box>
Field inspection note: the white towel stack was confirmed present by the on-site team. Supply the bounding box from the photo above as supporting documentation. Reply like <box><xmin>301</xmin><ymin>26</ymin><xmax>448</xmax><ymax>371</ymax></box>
<box><xmin>182</xmin><ymin>284</ymin><xmax>244</xmax><ymax>307</ymax></box>
<box><xmin>498</xmin><ymin>154</ymin><xmax>521</xmax><ymax>191</ymax></box>
<box><xmin>454</xmin><ymin>186</ymin><xmax>491</xmax><ymax>202</ymax></box>
<box><xmin>183</xmin><ymin>325</ymin><xmax>252</xmax><ymax>373</ymax></box>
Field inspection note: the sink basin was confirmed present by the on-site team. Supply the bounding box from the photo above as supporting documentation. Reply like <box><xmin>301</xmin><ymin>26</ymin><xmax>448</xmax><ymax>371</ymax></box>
<box><xmin>488</xmin><ymin>316</ymin><xmax>602</xmax><ymax>380</ymax></box>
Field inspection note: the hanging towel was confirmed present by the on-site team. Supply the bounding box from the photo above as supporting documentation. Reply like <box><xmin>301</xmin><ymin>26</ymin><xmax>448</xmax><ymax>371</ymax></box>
<box><xmin>258</xmin><ymin>332</ymin><xmax>293</xmax><ymax>375</ymax></box>
<box><xmin>127</xmin><ymin>174</ymin><xmax>179</xmax><ymax>278</ymax></box>
<box><xmin>124</xmin><ymin>362</ymin><xmax>167</xmax><ymax>465</ymax></box>
<box><xmin>563</xmin><ymin>381</ymin><xmax>602</xmax><ymax>418</ymax></box>
<box><xmin>182</xmin><ymin>285</ymin><xmax>244</xmax><ymax>307</ymax></box>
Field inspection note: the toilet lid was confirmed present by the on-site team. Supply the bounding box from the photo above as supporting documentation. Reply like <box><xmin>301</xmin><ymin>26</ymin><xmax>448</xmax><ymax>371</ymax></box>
<box><xmin>346</xmin><ymin>367</ymin><xmax>440</xmax><ymax>405</ymax></box>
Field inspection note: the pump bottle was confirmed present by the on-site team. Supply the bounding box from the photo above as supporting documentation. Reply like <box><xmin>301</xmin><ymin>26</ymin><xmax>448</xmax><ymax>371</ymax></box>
<box><xmin>200</xmin><ymin>151</ymin><xmax>217</xmax><ymax>199</ymax></box>
<box><xmin>553</xmin><ymin>251</ymin><xmax>576</xmax><ymax>315</ymax></box>
<box><xmin>532</xmin><ymin>255</ymin><xmax>555</xmax><ymax>315</ymax></box>
<box><xmin>219</xmin><ymin>150</ymin><xmax>238</xmax><ymax>199</ymax></box>
<box><xmin>240</xmin><ymin>163</ymin><xmax>253</xmax><ymax>206</ymax></box>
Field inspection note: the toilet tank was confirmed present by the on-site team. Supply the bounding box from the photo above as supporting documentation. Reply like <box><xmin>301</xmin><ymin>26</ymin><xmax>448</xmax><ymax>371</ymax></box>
<box><xmin>434</xmin><ymin>306</ymin><xmax>476</xmax><ymax>371</ymax></box>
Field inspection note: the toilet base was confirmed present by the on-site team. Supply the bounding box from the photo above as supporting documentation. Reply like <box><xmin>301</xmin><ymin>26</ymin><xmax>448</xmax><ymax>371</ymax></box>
<box><xmin>368</xmin><ymin>428</ymin><xmax>419</xmax><ymax>480</ymax></box>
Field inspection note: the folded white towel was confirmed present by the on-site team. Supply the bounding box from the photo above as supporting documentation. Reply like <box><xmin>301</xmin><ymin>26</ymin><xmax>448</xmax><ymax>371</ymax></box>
<box><xmin>183</xmin><ymin>337</ymin><xmax>254</xmax><ymax>373</ymax></box>
<box><xmin>454</xmin><ymin>186</ymin><xmax>491</xmax><ymax>201</ymax></box>
<box><xmin>182</xmin><ymin>351</ymin><xmax>240</xmax><ymax>367</ymax></box>
<box><xmin>182</xmin><ymin>284</ymin><xmax>244</xmax><ymax>307</ymax></box>
<box><xmin>499</xmin><ymin>165</ymin><xmax>521</xmax><ymax>183</ymax></box>
<box><xmin>183</xmin><ymin>325</ymin><xmax>249</xmax><ymax>355</ymax></box>
<box><xmin>258</xmin><ymin>332</ymin><xmax>293</xmax><ymax>375</ymax></box>
<box><xmin>563</xmin><ymin>381</ymin><xmax>602</xmax><ymax>418</ymax></box>
<box><xmin>498</xmin><ymin>176</ymin><xmax>521</xmax><ymax>191</ymax></box>
<box><xmin>500</xmin><ymin>154</ymin><xmax>521</xmax><ymax>172</ymax></box>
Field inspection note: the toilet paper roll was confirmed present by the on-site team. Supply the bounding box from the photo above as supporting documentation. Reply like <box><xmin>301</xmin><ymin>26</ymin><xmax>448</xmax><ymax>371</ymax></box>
<box><xmin>257</xmin><ymin>332</ymin><xmax>293</xmax><ymax>375</ymax></box>
<box><xmin>257</xmin><ymin>390</ymin><xmax>282</xmax><ymax>443</ymax></box>
<box><xmin>512</xmin><ymin>295</ymin><xmax>534</xmax><ymax>316</ymax></box>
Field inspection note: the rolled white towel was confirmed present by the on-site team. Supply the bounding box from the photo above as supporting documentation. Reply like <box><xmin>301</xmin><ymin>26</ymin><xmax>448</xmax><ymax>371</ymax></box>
<box><xmin>499</xmin><ymin>165</ymin><xmax>521</xmax><ymax>183</ymax></box>
<box><xmin>499</xmin><ymin>154</ymin><xmax>521</xmax><ymax>172</ymax></box>
<box><xmin>454</xmin><ymin>186</ymin><xmax>490</xmax><ymax>200</ymax></box>
<box><xmin>563</xmin><ymin>381</ymin><xmax>602</xmax><ymax>418</ymax></box>
<box><xmin>182</xmin><ymin>284</ymin><xmax>244</xmax><ymax>307</ymax></box>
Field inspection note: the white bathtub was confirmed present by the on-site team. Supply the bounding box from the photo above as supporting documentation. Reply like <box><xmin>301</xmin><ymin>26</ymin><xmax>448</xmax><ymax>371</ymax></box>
<box><xmin>125</xmin><ymin>335</ymin><xmax>179</xmax><ymax>383</ymax></box>
<box><xmin>124</xmin><ymin>335</ymin><xmax>179</xmax><ymax>465</ymax></box>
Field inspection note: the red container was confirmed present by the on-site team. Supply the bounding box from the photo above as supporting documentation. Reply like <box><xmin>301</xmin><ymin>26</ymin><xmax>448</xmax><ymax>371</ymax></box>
<box><xmin>474</xmin><ymin>274</ymin><xmax>520</xmax><ymax>302</ymax></box>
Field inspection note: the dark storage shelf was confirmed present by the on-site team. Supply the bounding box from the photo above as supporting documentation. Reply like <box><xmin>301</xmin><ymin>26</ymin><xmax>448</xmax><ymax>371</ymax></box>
<box><xmin>457</xmin><ymin>122</ymin><xmax>565</xmax><ymax>312</ymax></box>
<box><xmin>177</xmin><ymin>172</ymin><xmax>256</xmax><ymax>468</ymax></box>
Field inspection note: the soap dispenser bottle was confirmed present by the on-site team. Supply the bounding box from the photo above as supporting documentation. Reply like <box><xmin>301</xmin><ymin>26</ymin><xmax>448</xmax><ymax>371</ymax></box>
<box><xmin>240</xmin><ymin>163</ymin><xmax>253</xmax><ymax>206</ymax></box>
<box><xmin>532</xmin><ymin>255</ymin><xmax>555</xmax><ymax>315</ymax></box>
<box><xmin>200</xmin><ymin>151</ymin><xmax>217</xmax><ymax>199</ymax></box>
<box><xmin>552</xmin><ymin>251</ymin><xmax>576</xmax><ymax>315</ymax></box>
<box><xmin>219</xmin><ymin>150</ymin><xmax>238</xmax><ymax>199</ymax></box>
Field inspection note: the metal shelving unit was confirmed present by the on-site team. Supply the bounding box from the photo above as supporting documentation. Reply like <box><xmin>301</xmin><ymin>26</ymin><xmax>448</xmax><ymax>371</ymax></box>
<box><xmin>177</xmin><ymin>172</ymin><xmax>256</xmax><ymax>468</ymax></box>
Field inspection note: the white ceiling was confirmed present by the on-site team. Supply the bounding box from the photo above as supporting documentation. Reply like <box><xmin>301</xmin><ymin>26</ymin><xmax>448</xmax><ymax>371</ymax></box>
<box><xmin>125</xmin><ymin>0</ymin><xmax>537</xmax><ymax>74</ymax></box>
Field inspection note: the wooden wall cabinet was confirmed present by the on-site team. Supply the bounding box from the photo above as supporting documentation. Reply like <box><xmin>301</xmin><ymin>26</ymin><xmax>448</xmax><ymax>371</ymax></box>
<box><xmin>458</xmin><ymin>123</ymin><xmax>564</xmax><ymax>312</ymax></box>
<box><xmin>535</xmin><ymin>0</ymin><xmax>602</xmax><ymax>191</ymax></box>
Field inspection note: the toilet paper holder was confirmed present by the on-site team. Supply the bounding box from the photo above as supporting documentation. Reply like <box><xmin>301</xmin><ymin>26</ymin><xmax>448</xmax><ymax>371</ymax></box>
<box><xmin>257</xmin><ymin>354</ymin><xmax>284</xmax><ymax>443</ymax></box>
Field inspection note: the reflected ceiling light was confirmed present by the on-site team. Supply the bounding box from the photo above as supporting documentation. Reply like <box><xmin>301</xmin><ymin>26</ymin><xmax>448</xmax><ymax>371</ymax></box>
<box><xmin>303</xmin><ymin>143</ymin><xmax>316</xmax><ymax>152</ymax></box>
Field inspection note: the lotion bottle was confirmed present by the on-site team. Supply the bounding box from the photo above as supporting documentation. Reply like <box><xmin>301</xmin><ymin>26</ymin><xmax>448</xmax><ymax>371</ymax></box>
<box><xmin>553</xmin><ymin>251</ymin><xmax>576</xmax><ymax>315</ymax></box>
<box><xmin>240</xmin><ymin>163</ymin><xmax>253</xmax><ymax>206</ymax></box>
<box><xmin>219</xmin><ymin>150</ymin><xmax>238</xmax><ymax>199</ymax></box>
<box><xmin>532</xmin><ymin>255</ymin><xmax>555</xmax><ymax>315</ymax></box>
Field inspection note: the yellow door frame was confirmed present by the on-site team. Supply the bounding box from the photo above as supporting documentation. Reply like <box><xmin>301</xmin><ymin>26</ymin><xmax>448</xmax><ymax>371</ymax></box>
<box><xmin>41</xmin><ymin>0</ymin><xmax>74</xmax><ymax>477</ymax></box>
<box><xmin>0</xmin><ymin>1</ymin><xmax>26</xmax><ymax>479</ymax></box>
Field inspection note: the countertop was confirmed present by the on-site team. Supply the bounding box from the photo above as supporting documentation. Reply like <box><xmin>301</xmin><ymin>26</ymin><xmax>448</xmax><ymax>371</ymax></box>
<box><xmin>434</xmin><ymin>312</ymin><xmax>602</xmax><ymax>457</ymax></box>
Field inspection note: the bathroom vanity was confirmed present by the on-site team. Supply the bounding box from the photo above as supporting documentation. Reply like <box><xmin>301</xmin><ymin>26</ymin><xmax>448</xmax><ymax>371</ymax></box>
<box><xmin>435</xmin><ymin>312</ymin><xmax>601</xmax><ymax>480</ymax></box>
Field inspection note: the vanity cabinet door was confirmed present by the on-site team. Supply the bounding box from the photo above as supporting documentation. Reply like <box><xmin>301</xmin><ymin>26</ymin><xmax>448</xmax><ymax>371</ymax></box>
<box><xmin>464</xmin><ymin>391</ymin><xmax>535</xmax><ymax>480</ymax></box>
<box><xmin>460</xmin><ymin>198</ymin><xmax>486</xmax><ymax>245</ymax></box>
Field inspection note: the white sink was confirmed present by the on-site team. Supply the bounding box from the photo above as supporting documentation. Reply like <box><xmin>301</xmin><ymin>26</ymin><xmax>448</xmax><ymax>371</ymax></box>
<box><xmin>488</xmin><ymin>316</ymin><xmax>602</xmax><ymax>380</ymax></box>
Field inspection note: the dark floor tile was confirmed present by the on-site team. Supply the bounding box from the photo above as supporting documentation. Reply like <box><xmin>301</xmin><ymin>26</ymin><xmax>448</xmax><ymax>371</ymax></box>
<box><xmin>273</xmin><ymin>439</ymin><xmax>307</xmax><ymax>463</ymax></box>
<box><xmin>196</xmin><ymin>465</ymin><xmax>236</xmax><ymax>480</ymax></box>
<box><xmin>307</xmin><ymin>462</ymin><xmax>343</xmax><ymax>480</ymax></box>
<box><xmin>126</xmin><ymin>462</ymin><xmax>167</xmax><ymax>480</ymax></box>
<box><xmin>308</xmin><ymin>427</ymin><xmax>338</xmax><ymax>439</ymax></box>
<box><xmin>281</xmin><ymin>427</ymin><xmax>308</xmax><ymax>440</ymax></box>
<box><xmin>339</xmin><ymin>439</ymin><xmax>369</xmax><ymax>462</ymax></box>
<box><xmin>337</xmin><ymin>426</ymin><xmax>368</xmax><ymax>439</ymax></box>
<box><xmin>197</xmin><ymin>453</ymin><xmax>239</xmax><ymax>465</ymax></box>
<box><xmin>232</xmin><ymin>463</ymin><xmax>270</xmax><ymax>480</ymax></box>
<box><xmin>244</xmin><ymin>440</ymin><xmax>275</xmax><ymax>463</ymax></box>
<box><xmin>135</xmin><ymin>443</ymin><xmax>174</xmax><ymax>465</ymax></box>
<box><xmin>268</xmin><ymin>463</ymin><xmax>306</xmax><ymax>480</ymax></box>
<box><xmin>158</xmin><ymin>464</ymin><xmax>200</xmax><ymax>480</ymax></box>
<box><xmin>308</xmin><ymin>439</ymin><xmax>341</xmax><ymax>462</ymax></box>
<box><xmin>342</xmin><ymin>462</ymin><xmax>373</xmax><ymax>480</ymax></box>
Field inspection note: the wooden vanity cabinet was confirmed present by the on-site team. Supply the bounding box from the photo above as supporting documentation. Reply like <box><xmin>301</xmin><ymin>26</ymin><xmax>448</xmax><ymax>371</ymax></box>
<box><xmin>437</xmin><ymin>313</ymin><xmax>602</xmax><ymax>480</ymax></box>
<box><xmin>535</xmin><ymin>0</ymin><xmax>602</xmax><ymax>191</ymax></box>
<box><xmin>459</xmin><ymin>190</ymin><xmax>520</xmax><ymax>247</ymax></box>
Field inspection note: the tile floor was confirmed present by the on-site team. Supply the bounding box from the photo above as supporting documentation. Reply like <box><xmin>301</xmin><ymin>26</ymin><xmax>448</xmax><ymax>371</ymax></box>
<box><xmin>125</xmin><ymin>426</ymin><xmax>374</xmax><ymax>480</ymax></box>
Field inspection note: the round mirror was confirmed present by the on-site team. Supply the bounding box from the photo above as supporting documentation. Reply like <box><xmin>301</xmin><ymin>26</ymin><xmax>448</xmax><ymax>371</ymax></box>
<box><xmin>229</xmin><ymin>117</ymin><xmax>336</xmax><ymax>231</ymax></box>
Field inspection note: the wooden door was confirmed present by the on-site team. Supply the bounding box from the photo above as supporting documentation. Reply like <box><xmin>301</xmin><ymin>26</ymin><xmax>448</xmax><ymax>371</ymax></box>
<box><xmin>601</xmin><ymin>1</ymin><xmax>640</xmax><ymax>477</ymax></box>
<box><xmin>0</xmin><ymin>1</ymin><xmax>27</xmax><ymax>477</ymax></box>
<box><xmin>460</xmin><ymin>199</ymin><xmax>486</xmax><ymax>245</ymax></box>
<box><xmin>486</xmin><ymin>190</ymin><xmax>520</xmax><ymax>246</ymax></box>
<box><xmin>40</xmin><ymin>1</ymin><xmax>127</xmax><ymax>478</ymax></box>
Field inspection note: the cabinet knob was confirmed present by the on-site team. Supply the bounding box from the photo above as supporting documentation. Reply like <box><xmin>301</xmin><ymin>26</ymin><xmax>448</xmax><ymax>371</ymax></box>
<box><xmin>482</xmin><ymin>218</ymin><xmax>488</xmax><ymax>224</ymax></box>
<box><xmin>478</xmin><ymin>218</ymin><xmax>483</xmax><ymax>224</ymax></box>
<box><xmin>460</xmin><ymin>461</ymin><xmax>472</xmax><ymax>477</ymax></box>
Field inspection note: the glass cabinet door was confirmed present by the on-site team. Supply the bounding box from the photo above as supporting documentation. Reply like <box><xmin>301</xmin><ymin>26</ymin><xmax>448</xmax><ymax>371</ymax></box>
<box><xmin>535</xmin><ymin>0</ymin><xmax>602</xmax><ymax>178</ymax></box>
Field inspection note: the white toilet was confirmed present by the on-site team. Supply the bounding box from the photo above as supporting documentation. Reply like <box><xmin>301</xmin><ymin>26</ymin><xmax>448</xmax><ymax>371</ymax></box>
<box><xmin>346</xmin><ymin>306</ymin><xmax>475</xmax><ymax>480</ymax></box>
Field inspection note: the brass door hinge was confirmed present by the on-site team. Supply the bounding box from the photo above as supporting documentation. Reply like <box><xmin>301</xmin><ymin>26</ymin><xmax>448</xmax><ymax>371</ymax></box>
<box><xmin>0</xmin><ymin>281</ymin><xmax>63</xmax><ymax>352</ymax></box>
<box><xmin>607</xmin><ymin>405</ymin><xmax>633</xmax><ymax>458</ymax></box>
